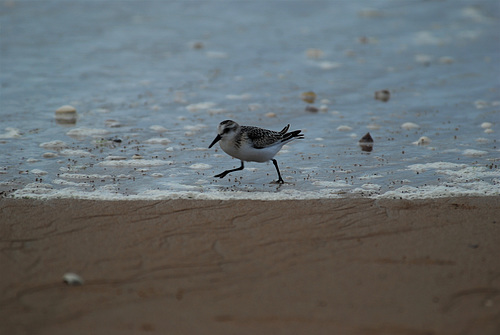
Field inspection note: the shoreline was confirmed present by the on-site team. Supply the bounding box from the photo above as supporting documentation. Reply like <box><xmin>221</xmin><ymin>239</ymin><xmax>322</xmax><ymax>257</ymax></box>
<box><xmin>1</xmin><ymin>196</ymin><xmax>499</xmax><ymax>334</ymax></box>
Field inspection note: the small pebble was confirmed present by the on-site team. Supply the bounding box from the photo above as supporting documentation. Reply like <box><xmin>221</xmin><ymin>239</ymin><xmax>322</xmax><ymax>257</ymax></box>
<box><xmin>413</xmin><ymin>136</ymin><xmax>431</xmax><ymax>145</ymax></box>
<box><xmin>305</xmin><ymin>106</ymin><xmax>319</xmax><ymax>113</ymax></box>
<box><xmin>358</xmin><ymin>133</ymin><xmax>374</xmax><ymax>152</ymax></box>
<box><xmin>374</xmin><ymin>90</ymin><xmax>390</xmax><ymax>102</ymax></box>
<box><xmin>63</xmin><ymin>272</ymin><xmax>84</xmax><ymax>286</ymax></box>
<box><xmin>305</xmin><ymin>48</ymin><xmax>324</xmax><ymax>59</ymax></box>
<box><xmin>265</xmin><ymin>112</ymin><xmax>277</xmax><ymax>118</ymax></box>
<box><xmin>191</xmin><ymin>41</ymin><xmax>204</xmax><ymax>49</ymax></box>
<box><xmin>337</xmin><ymin>125</ymin><xmax>353</xmax><ymax>131</ymax></box>
<box><xmin>42</xmin><ymin>152</ymin><xmax>58</xmax><ymax>158</ymax></box>
<box><xmin>55</xmin><ymin>105</ymin><xmax>76</xmax><ymax>115</ymax></box>
<box><xmin>132</xmin><ymin>154</ymin><xmax>143</xmax><ymax>159</ymax></box>
<box><xmin>401</xmin><ymin>122</ymin><xmax>420</xmax><ymax>130</ymax></box>
<box><xmin>439</xmin><ymin>56</ymin><xmax>454</xmax><ymax>64</ymax></box>
<box><xmin>359</xmin><ymin>132</ymin><xmax>374</xmax><ymax>143</ymax></box>
<box><xmin>481</xmin><ymin>122</ymin><xmax>493</xmax><ymax>129</ymax></box>
<box><xmin>301</xmin><ymin>91</ymin><xmax>317</xmax><ymax>104</ymax></box>
<box><xmin>55</xmin><ymin>105</ymin><xmax>77</xmax><ymax>124</ymax></box>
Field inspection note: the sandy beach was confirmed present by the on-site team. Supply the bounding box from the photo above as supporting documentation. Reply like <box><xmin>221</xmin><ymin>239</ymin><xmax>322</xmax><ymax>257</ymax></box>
<box><xmin>1</xmin><ymin>197</ymin><xmax>499</xmax><ymax>334</ymax></box>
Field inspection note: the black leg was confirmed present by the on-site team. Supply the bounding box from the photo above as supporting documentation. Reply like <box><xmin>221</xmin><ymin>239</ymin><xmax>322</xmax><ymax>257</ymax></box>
<box><xmin>272</xmin><ymin>159</ymin><xmax>284</xmax><ymax>184</ymax></box>
<box><xmin>214</xmin><ymin>161</ymin><xmax>244</xmax><ymax>179</ymax></box>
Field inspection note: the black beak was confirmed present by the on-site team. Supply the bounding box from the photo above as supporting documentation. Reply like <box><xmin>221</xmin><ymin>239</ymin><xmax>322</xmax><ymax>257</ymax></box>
<box><xmin>208</xmin><ymin>134</ymin><xmax>222</xmax><ymax>148</ymax></box>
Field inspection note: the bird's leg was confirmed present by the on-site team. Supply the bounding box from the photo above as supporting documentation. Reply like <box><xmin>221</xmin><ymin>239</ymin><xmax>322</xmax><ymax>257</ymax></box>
<box><xmin>272</xmin><ymin>159</ymin><xmax>284</xmax><ymax>184</ymax></box>
<box><xmin>214</xmin><ymin>161</ymin><xmax>244</xmax><ymax>179</ymax></box>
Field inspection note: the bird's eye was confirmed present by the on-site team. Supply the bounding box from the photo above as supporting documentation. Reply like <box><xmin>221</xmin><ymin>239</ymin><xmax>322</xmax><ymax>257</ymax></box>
<box><xmin>222</xmin><ymin>128</ymin><xmax>231</xmax><ymax>134</ymax></box>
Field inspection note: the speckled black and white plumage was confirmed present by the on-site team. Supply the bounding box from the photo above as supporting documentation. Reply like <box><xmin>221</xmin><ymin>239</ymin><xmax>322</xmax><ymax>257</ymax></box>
<box><xmin>208</xmin><ymin>120</ymin><xmax>304</xmax><ymax>183</ymax></box>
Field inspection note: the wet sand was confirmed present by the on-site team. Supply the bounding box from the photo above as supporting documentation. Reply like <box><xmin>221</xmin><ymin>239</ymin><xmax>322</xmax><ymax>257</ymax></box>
<box><xmin>1</xmin><ymin>197</ymin><xmax>499</xmax><ymax>335</ymax></box>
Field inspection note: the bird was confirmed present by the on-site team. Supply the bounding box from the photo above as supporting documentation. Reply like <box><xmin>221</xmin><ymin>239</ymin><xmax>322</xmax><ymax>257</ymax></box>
<box><xmin>208</xmin><ymin>120</ymin><xmax>304</xmax><ymax>183</ymax></box>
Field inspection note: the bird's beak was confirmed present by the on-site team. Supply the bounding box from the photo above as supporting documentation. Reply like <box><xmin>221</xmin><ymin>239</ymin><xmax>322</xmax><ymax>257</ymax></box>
<box><xmin>208</xmin><ymin>134</ymin><xmax>222</xmax><ymax>148</ymax></box>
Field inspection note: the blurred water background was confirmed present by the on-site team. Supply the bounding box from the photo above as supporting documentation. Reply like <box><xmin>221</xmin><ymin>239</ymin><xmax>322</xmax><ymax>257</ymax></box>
<box><xmin>1</xmin><ymin>0</ymin><xmax>499</xmax><ymax>199</ymax></box>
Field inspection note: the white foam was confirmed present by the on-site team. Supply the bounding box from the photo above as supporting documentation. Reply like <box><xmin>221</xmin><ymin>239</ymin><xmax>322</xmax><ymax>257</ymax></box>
<box><xmin>414</xmin><ymin>31</ymin><xmax>442</xmax><ymax>45</ymax></box>
<box><xmin>98</xmin><ymin>159</ymin><xmax>173</xmax><ymax>167</ymax></box>
<box><xmin>53</xmin><ymin>179</ymin><xmax>88</xmax><ymax>187</ymax></box>
<box><xmin>59</xmin><ymin>173</ymin><xmax>113</xmax><ymax>180</ymax></box>
<box><xmin>415</xmin><ymin>54</ymin><xmax>432</xmax><ymax>65</ymax></box>
<box><xmin>66</xmin><ymin>128</ymin><xmax>109</xmax><ymax>138</ymax></box>
<box><xmin>206</xmin><ymin>51</ymin><xmax>228</xmax><ymax>59</ymax></box>
<box><xmin>184</xmin><ymin>124</ymin><xmax>207</xmax><ymax>132</ymax></box>
<box><xmin>189</xmin><ymin>163</ymin><xmax>212</xmax><ymax>170</ymax></box>
<box><xmin>359</xmin><ymin>174</ymin><xmax>383</xmax><ymax>180</ymax></box>
<box><xmin>316</xmin><ymin>61</ymin><xmax>341</xmax><ymax>70</ymax></box>
<box><xmin>474</xmin><ymin>100</ymin><xmax>488</xmax><ymax>109</ymax></box>
<box><xmin>408</xmin><ymin>162</ymin><xmax>467</xmax><ymax>172</ymax></box>
<box><xmin>60</xmin><ymin>149</ymin><xmax>94</xmax><ymax>157</ymax></box>
<box><xmin>31</xmin><ymin>169</ymin><xmax>48</xmax><ymax>175</ymax></box>
<box><xmin>312</xmin><ymin>180</ymin><xmax>350</xmax><ymax>188</ymax></box>
<box><xmin>463</xmin><ymin>149</ymin><xmax>488</xmax><ymax>157</ymax></box>
<box><xmin>367</xmin><ymin>124</ymin><xmax>381</xmax><ymax>130</ymax></box>
<box><xmin>0</xmin><ymin>127</ymin><xmax>22</xmax><ymax>139</ymax></box>
<box><xmin>361</xmin><ymin>183</ymin><xmax>381</xmax><ymax>190</ymax></box>
<box><xmin>105</xmin><ymin>156</ymin><xmax>127</xmax><ymax>161</ymax></box>
<box><xmin>186</xmin><ymin>102</ymin><xmax>216</xmax><ymax>112</ymax></box>
<box><xmin>439</xmin><ymin>166</ymin><xmax>500</xmax><ymax>182</ymax></box>
<box><xmin>413</xmin><ymin>136</ymin><xmax>431</xmax><ymax>145</ymax></box>
<box><xmin>40</xmin><ymin>140</ymin><xmax>68</xmax><ymax>150</ymax></box>
<box><xmin>145</xmin><ymin>137</ymin><xmax>171</xmax><ymax>145</ymax></box>
<box><xmin>248</xmin><ymin>103</ymin><xmax>262</xmax><ymax>111</ymax></box>
<box><xmin>226</xmin><ymin>93</ymin><xmax>251</xmax><ymax>100</ymax></box>
<box><xmin>8</xmin><ymin>178</ymin><xmax>499</xmax><ymax>201</ymax></box>
<box><xmin>379</xmin><ymin>182</ymin><xmax>499</xmax><ymax>199</ymax></box>
<box><xmin>150</xmin><ymin>125</ymin><xmax>168</xmax><ymax>133</ymax></box>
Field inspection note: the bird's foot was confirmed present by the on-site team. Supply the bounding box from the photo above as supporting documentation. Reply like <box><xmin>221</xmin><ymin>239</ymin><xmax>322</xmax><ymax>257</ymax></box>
<box><xmin>214</xmin><ymin>172</ymin><xmax>228</xmax><ymax>178</ymax></box>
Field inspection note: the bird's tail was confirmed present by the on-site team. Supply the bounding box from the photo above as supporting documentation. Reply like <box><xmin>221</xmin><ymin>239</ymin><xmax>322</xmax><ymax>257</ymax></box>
<box><xmin>282</xmin><ymin>129</ymin><xmax>304</xmax><ymax>142</ymax></box>
<box><xmin>279</xmin><ymin>124</ymin><xmax>290</xmax><ymax>134</ymax></box>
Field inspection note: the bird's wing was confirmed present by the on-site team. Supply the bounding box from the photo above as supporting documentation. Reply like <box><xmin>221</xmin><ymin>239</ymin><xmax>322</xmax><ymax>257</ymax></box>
<box><xmin>242</xmin><ymin>126</ymin><xmax>282</xmax><ymax>149</ymax></box>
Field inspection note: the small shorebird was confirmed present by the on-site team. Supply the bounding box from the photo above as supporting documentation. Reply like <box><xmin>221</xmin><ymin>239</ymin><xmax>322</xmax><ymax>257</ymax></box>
<box><xmin>208</xmin><ymin>120</ymin><xmax>304</xmax><ymax>183</ymax></box>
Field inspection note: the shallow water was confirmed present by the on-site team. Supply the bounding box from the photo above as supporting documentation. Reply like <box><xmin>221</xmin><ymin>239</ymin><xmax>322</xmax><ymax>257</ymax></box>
<box><xmin>1</xmin><ymin>0</ymin><xmax>499</xmax><ymax>200</ymax></box>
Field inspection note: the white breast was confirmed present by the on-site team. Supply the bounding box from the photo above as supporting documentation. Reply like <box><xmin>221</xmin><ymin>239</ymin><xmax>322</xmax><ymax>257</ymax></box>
<box><xmin>220</xmin><ymin>139</ymin><xmax>283</xmax><ymax>162</ymax></box>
